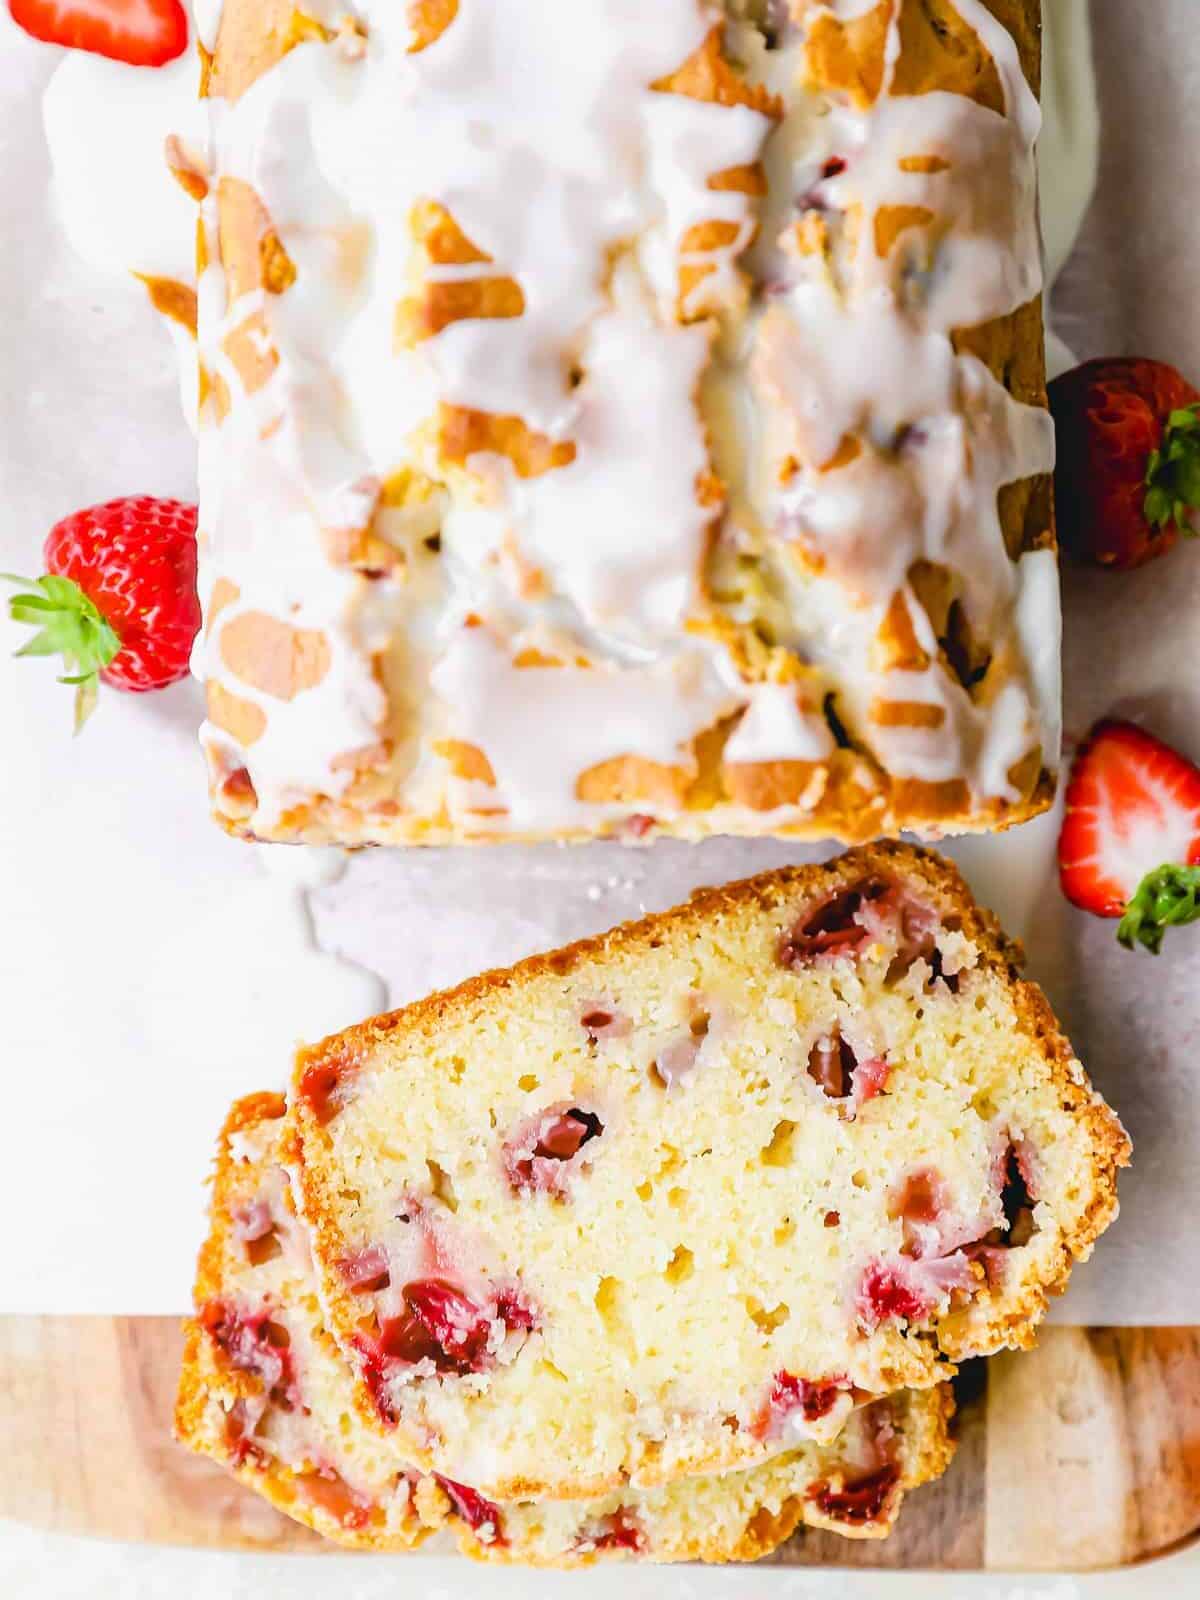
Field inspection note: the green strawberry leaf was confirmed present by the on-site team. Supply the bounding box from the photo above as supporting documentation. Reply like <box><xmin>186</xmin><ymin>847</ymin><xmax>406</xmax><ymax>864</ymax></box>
<box><xmin>1144</xmin><ymin>402</ymin><xmax>1200</xmax><ymax>533</ymax></box>
<box><xmin>4</xmin><ymin>572</ymin><xmax>120</xmax><ymax>732</ymax></box>
<box><xmin>1117</xmin><ymin>863</ymin><xmax>1200</xmax><ymax>954</ymax></box>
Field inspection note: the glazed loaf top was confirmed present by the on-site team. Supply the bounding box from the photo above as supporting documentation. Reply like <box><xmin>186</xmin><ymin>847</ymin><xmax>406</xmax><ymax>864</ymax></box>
<box><xmin>194</xmin><ymin>0</ymin><xmax>1057</xmax><ymax>845</ymax></box>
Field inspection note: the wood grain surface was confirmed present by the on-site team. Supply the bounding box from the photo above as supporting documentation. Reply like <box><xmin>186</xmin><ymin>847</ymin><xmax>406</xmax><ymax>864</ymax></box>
<box><xmin>1</xmin><ymin>1318</ymin><xmax>1197</xmax><ymax>1570</ymax></box>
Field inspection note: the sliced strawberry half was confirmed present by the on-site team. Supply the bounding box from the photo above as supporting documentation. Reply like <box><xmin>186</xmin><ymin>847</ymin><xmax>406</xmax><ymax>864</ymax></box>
<box><xmin>9</xmin><ymin>0</ymin><xmax>188</xmax><ymax>66</ymax></box>
<box><xmin>1058</xmin><ymin>719</ymin><xmax>1200</xmax><ymax>953</ymax></box>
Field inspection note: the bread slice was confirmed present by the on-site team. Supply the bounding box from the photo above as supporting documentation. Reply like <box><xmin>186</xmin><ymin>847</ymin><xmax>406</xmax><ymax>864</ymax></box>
<box><xmin>176</xmin><ymin>1093</ymin><xmax>955</xmax><ymax>1564</ymax></box>
<box><xmin>285</xmin><ymin>842</ymin><xmax>1128</xmax><ymax>1501</ymax></box>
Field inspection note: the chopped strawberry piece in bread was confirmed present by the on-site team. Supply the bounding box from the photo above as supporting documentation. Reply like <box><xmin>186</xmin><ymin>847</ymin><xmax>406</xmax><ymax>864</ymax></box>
<box><xmin>397</xmin><ymin>1278</ymin><xmax>493</xmax><ymax>1372</ymax></box>
<box><xmin>1058</xmin><ymin>718</ymin><xmax>1200</xmax><ymax>952</ymax></box>
<box><xmin>779</xmin><ymin>883</ymin><xmax>885</xmax><ymax>966</ymax></box>
<box><xmin>851</xmin><ymin>1053</ymin><xmax>892</xmax><ymax>1106</ymax></box>
<box><xmin>855</xmin><ymin>1253</ymin><xmax>976</xmax><ymax>1333</ymax></box>
<box><xmin>504</xmin><ymin>1104</ymin><xmax>604</xmax><ymax>1195</ymax></box>
<box><xmin>337</xmin><ymin>1245</ymin><xmax>391</xmax><ymax>1295</ymax></box>
<box><xmin>586</xmin><ymin>1509</ymin><xmax>646</xmax><ymax>1553</ymax></box>
<box><xmin>435</xmin><ymin>1475</ymin><xmax>506</xmax><ymax>1544</ymax></box>
<box><xmin>355</xmin><ymin>1275</ymin><xmax>538</xmax><ymax>1420</ymax></box>
<box><xmin>809</xmin><ymin>1464</ymin><xmax>901</xmax><ymax>1527</ymax></box>
<box><xmin>889</xmin><ymin>1168</ymin><xmax>951</xmax><ymax>1258</ymax></box>
<box><xmin>779</xmin><ymin>878</ymin><xmax>945</xmax><ymax>973</ymax></box>
<box><xmin>201</xmin><ymin>1302</ymin><xmax>300</xmax><ymax>1409</ymax></box>
<box><xmin>232</xmin><ymin>1198</ymin><xmax>275</xmax><ymax>1245</ymax></box>
<box><xmin>580</xmin><ymin>1006</ymin><xmax>632</xmax><ymax>1041</ymax></box>
<box><xmin>493</xmin><ymin>1286</ymin><xmax>538</xmax><ymax>1333</ymax></box>
<box><xmin>296</xmin><ymin>1468</ymin><xmax>372</xmax><ymax>1531</ymax></box>
<box><xmin>807</xmin><ymin>1032</ymin><xmax>855</xmax><ymax>1099</ymax></box>
<box><xmin>353</xmin><ymin>1337</ymin><xmax>400</xmax><ymax>1427</ymax></box>
<box><xmin>807</xmin><ymin>1031</ymin><xmax>892</xmax><ymax>1109</ymax></box>
<box><xmin>754</xmin><ymin>1370</ymin><xmax>852</xmax><ymax>1440</ymax></box>
<box><xmin>298</xmin><ymin>1053</ymin><xmax>359</xmax><ymax>1125</ymax></box>
<box><xmin>855</xmin><ymin>1262</ymin><xmax>931</xmax><ymax>1331</ymax></box>
<box><xmin>10</xmin><ymin>0</ymin><xmax>188</xmax><ymax>65</ymax></box>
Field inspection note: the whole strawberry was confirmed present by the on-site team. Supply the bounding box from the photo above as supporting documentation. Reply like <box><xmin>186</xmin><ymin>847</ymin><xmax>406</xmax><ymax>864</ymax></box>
<box><xmin>1050</xmin><ymin>357</ymin><xmax>1200</xmax><ymax>570</ymax></box>
<box><xmin>6</xmin><ymin>496</ymin><xmax>200</xmax><ymax>729</ymax></box>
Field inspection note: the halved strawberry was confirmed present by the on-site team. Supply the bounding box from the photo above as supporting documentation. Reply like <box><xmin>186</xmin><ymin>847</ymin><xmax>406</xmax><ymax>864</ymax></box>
<box><xmin>1058</xmin><ymin>719</ymin><xmax>1200</xmax><ymax>953</ymax></box>
<box><xmin>9</xmin><ymin>0</ymin><xmax>188</xmax><ymax>66</ymax></box>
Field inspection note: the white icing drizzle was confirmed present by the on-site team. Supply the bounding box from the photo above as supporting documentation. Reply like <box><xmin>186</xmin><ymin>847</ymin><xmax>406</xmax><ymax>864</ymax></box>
<box><xmin>197</xmin><ymin>0</ymin><xmax>1059</xmax><ymax>834</ymax></box>
<box><xmin>722</xmin><ymin>681</ymin><xmax>835</xmax><ymax>766</ymax></box>
<box><xmin>191</xmin><ymin>0</ymin><xmax>224</xmax><ymax>51</ymax></box>
<box><xmin>744</xmin><ymin>0</ymin><xmax>1058</xmax><ymax>800</ymax></box>
<box><xmin>449</xmin><ymin>300</ymin><xmax>718</xmax><ymax>641</ymax></box>
<box><xmin>429</xmin><ymin>623</ymin><xmax>744</xmax><ymax>830</ymax></box>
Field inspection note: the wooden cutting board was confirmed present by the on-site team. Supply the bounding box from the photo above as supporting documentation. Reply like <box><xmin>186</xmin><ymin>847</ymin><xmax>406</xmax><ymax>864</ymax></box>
<box><xmin>1</xmin><ymin>1319</ymin><xmax>1198</xmax><ymax>1570</ymax></box>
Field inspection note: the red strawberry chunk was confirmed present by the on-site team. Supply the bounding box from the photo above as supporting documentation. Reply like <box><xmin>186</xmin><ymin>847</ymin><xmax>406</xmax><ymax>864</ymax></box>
<box><xmin>359</xmin><ymin>1276</ymin><xmax>538</xmax><ymax>1410</ymax></box>
<box><xmin>779</xmin><ymin>879</ymin><xmax>942</xmax><ymax>970</ymax></box>
<box><xmin>402</xmin><ymin>1278</ymin><xmax>493</xmax><ymax>1371</ymax></box>
<box><xmin>201</xmin><ymin>1301</ymin><xmax>299</xmax><ymax>1409</ymax></box>
<box><xmin>851</xmin><ymin>1054</ymin><xmax>891</xmax><ymax>1106</ymax></box>
<box><xmin>337</xmin><ymin>1245</ymin><xmax>391</xmax><ymax>1295</ymax></box>
<box><xmin>297</xmin><ymin>1468</ymin><xmax>372</xmax><ymax>1531</ymax></box>
<box><xmin>436</xmin><ymin>1476</ymin><xmax>506</xmax><ymax>1545</ymax></box>
<box><xmin>808</xmin><ymin>1032</ymin><xmax>891</xmax><ymax>1108</ymax></box>
<box><xmin>377</xmin><ymin>1309</ymin><xmax>447</xmax><ymax>1368</ymax></box>
<box><xmin>755</xmin><ymin>1370</ymin><xmax>852</xmax><ymax>1440</ymax></box>
<box><xmin>504</xmin><ymin>1104</ymin><xmax>605</xmax><ymax>1195</ymax></box>
<box><xmin>855</xmin><ymin>1258</ymin><xmax>962</xmax><ymax>1333</ymax></box>
<box><xmin>808</xmin><ymin>1464</ymin><xmax>900</xmax><ymax>1527</ymax></box>
<box><xmin>587</xmin><ymin>1509</ymin><xmax>646</xmax><ymax>1553</ymax></box>
<box><xmin>581</xmin><ymin>1006</ymin><xmax>632</xmax><ymax>1041</ymax></box>
<box><xmin>889</xmin><ymin>1168</ymin><xmax>951</xmax><ymax>1259</ymax></box>
<box><xmin>494</xmin><ymin>1286</ymin><xmax>538</xmax><ymax>1333</ymax></box>
<box><xmin>779</xmin><ymin>884</ymin><xmax>882</xmax><ymax>967</ymax></box>
<box><xmin>299</xmin><ymin>1052</ymin><xmax>358</xmax><ymax>1126</ymax></box>
<box><xmin>353</xmin><ymin>1336</ymin><xmax>400</xmax><ymax>1427</ymax></box>
<box><xmin>223</xmin><ymin>1401</ymin><xmax>269</xmax><ymax>1470</ymax></box>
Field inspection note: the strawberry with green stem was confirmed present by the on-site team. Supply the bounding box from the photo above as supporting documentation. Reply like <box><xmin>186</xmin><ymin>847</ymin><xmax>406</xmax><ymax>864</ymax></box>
<box><xmin>1058</xmin><ymin>719</ymin><xmax>1200</xmax><ymax>955</ymax></box>
<box><xmin>1050</xmin><ymin>357</ymin><xmax>1200</xmax><ymax>570</ymax></box>
<box><xmin>6</xmin><ymin>496</ymin><xmax>200</xmax><ymax>730</ymax></box>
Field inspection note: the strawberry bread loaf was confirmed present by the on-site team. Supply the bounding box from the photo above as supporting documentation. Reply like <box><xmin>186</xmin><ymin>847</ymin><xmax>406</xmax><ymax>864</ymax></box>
<box><xmin>196</xmin><ymin>0</ymin><xmax>1060</xmax><ymax>847</ymax></box>
<box><xmin>177</xmin><ymin>1092</ymin><xmax>956</xmax><ymax>1563</ymax></box>
<box><xmin>284</xmin><ymin>843</ymin><xmax>1128</xmax><ymax>1501</ymax></box>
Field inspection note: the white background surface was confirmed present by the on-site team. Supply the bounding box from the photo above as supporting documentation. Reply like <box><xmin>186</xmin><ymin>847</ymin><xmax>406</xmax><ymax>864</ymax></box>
<box><xmin>3</xmin><ymin>0</ymin><xmax>1200</xmax><ymax>1593</ymax></box>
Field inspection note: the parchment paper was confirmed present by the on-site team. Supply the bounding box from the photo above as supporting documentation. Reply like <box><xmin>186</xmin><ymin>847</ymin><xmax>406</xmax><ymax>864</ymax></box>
<box><xmin>1</xmin><ymin>0</ymin><xmax>1197</xmax><ymax>1323</ymax></box>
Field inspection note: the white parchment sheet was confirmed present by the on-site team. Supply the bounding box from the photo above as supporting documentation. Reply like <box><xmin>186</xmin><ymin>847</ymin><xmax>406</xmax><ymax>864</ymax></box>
<box><xmin>0</xmin><ymin>1</ymin><xmax>1197</xmax><ymax>1321</ymax></box>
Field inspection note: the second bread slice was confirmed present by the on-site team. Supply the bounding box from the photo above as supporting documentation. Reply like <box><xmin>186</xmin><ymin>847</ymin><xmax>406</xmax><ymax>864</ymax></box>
<box><xmin>285</xmin><ymin>842</ymin><xmax>1128</xmax><ymax>1500</ymax></box>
